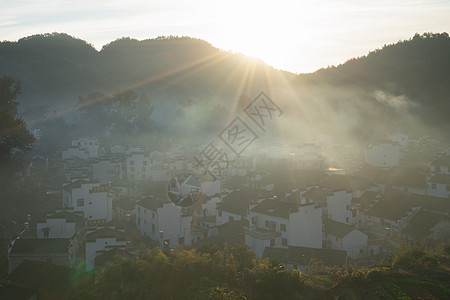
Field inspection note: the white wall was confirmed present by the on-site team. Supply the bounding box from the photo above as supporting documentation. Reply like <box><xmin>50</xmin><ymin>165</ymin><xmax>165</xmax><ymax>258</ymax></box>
<box><xmin>85</xmin><ymin>237</ymin><xmax>126</xmax><ymax>270</ymax></box>
<box><xmin>289</xmin><ymin>204</ymin><xmax>322</xmax><ymax>248</ymax></box>
<box><xmin>326</xmin><ymin>190</ymin><xmax>352</xmax><ymax>224</ymax></box>
<box><xmin>36</xmin><ymin>219</ymin><xmax>76</xmax><ymax>239</ymax></box>
<box><xmin>364</xmin><ymin>143</ymin><xmax>399</xmax><ymax>168</ymax></box>
<box><xmin>427</xmin><ymin>182</ymin><xmax>450</xmax><ymax>198</ymax></box>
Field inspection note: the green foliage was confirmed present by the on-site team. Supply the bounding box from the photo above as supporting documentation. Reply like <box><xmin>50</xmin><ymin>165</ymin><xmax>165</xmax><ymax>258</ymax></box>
<box><xmin>0</xmin><ymin>76</ymin><xmax>35</xmax><ymax>163</ymax></box>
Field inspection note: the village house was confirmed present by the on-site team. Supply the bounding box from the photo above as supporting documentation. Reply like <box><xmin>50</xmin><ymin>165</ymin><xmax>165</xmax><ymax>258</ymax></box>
<box><xmin>8</xmin><ymin>238</ymin><xmax>77</xmax><ymax>274</ymax></box>
<box><xmin>62</xmin><ymin>179</ymin><xmax>113</xmax><ymax>225</ymax></box>
<box><xmin>91</xmin><ymin>157</ymin><xmax>124</xmax><ymax>184</ymax></box>
<box><xmin>429</xmin><ymin>154</ymin><xmax>450</xmax><ymax>175</ymax></box>
<box><xmin>323</xmin><ymin>218</ymin><xmax>368</xmax><ymax>259</ymax></box>
<box><xmin>245</xmin><ymin>198</ymin><xmax>322</xmax><ymax>258</ymax></box>
<box><xmin>136</xmin><ymin>196</ymin><xmax>193</xmax><ymax>247</ymax></box>
<box><xmin>364</xmin><ymin>141</ymin><xmax>400</xmax><ymax>168</ymax></box>
<box><xmin>401</xmin><ymin>209</ymin><xmax>450</xmax><ymax>243</ymax></box>
<box><xmin>85</xmin><ymin>226</ymin><xmax>127</xmax><ymax>271</ymax></box>
<box><xmin>36</xmin><ymin>210</ymin><xmax>84</xmax><ymax>239</ymax></box>
<box><xmin>427</xmin><ymin>173</ymin><xmax>450</xmax><ymax>198</ymax></box>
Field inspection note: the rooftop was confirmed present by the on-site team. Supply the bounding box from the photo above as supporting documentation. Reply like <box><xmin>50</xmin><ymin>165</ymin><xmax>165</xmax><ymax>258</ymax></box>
<box><xmin>324</xmin><ymin>219</ymin><xmax>355</xmax><ymax>237</ymax></box>
<box><xmin>9</xmin><ymin>238</ymin><xmax>71</xmax><ymax>255</ymax></box>
<box><xmin>251</xmin><ymin>199</ymin><xmax>299</xmax><ymax>219</ymax></box>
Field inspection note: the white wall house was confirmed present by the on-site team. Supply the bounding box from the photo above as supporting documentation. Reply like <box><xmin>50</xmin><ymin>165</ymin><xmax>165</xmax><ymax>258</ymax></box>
<box><xmin>245</xmin><ymin>199</ymin><xmax>322</xmax><ymax>258</ymax></box>
<box><xmin>62</xmin><ymin>180</ymin><xmax>112</xmax><ymax>224</ymax></box>
<box><xmin>429</xmin><ymin>155</ymin><xmax>450</xmax><ymax>175</ymax></box>
<box><xmin>92</xmin><ymin>158</ymin><xmax>123</xmax><ymax>184</ymax></box>
<box><xmin>72</xmin><ymin>137</ymin><xmax>100</xmax><ymax>158</ymax></box>
<box><xmin>293</xmin><ymin>143</ymin><xmax>326</xmax><ymax>170</ymax></box>
<box><xmin>324</xmin><ymin>218</ymin><xmax>368</xmax><ymax>259</ymax></box>
<box><xmin>216</xmin><ymin>190</ymin><xmax>254</xmax><ymax>226</ymax></box>
<box><xmin>36</xmin><ymin>211</ymin><xmax>84</xmax><ymax>239</ymax></box>
<box><xmin>364</xmin><ymin>142</ymin><xmax>399</xmax><ymax>168</ymax></box>
<box><xmin>62</xmin><ymin>148</ymin><xmax>89</xmax><ymax>161</ymax></box>
<box><xmin>85</xmin><ymin>227</ymin><xmax>126</xmax><ymax>271</ymax></box>
<box><xmin>427</xmin><ymin>174</ymin><xmax>450</xmax><ymax>198</ymax></box>
<box><xmin>126</xmin><ymin>153</ymin><xmax>151</xmax><ymax>181</ymax></box>
<box><xmin>303</xmin><ymin>188</ymin><xmax>353</xmax><ymax>225</ymax></box>
<box><xmin>136</xmin><ymin>197</ymin><xmax>193</xmax><ymax>247</ymax></box>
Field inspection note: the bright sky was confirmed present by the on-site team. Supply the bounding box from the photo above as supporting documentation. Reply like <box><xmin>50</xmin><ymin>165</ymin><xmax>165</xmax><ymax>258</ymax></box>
<box><xmin>1</xmin><ymin>0</ymin><xmax>449</xmax><ymax>73</ymax></box>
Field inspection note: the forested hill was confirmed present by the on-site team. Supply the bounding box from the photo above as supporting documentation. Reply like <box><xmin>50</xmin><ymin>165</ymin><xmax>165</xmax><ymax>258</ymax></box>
<box><xmin>1</xmin><ymin>32</ymin><xmax>450</xmax><ymax>141</ymax></box>
<box><xmin>295</xmin><ymin>32</ymin><xmax>450</xmax><ymax>131</ymax></box>
<box><xmin>0</xmin><ymin>33</ymin><xmax>293</xmax><ymax>109</ymax></box>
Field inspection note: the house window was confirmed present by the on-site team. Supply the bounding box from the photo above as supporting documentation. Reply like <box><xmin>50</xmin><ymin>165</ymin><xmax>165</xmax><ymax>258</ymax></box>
<box><xmin>43</xmin><ymin>231</ymin><xmax>49</xmax><ymax>238</ymax></box>
<box><xmin>346</xmin><ymin>217</ymin><xmax>349</xmax><ymax>223</ymax></box>
<box><xmin>130</xmin><ymin>160</ymin><xmax>134</xmax><ymax>165</ymax></box>
<box><xmin>144</xmin><ymin>219</ymin><xmax>147</xmax><ymax>224</ymax></box>
<box><xmin>138</xmin><ymin>207</ymin><xmax>140</xmax><ymax>213</ymax></box>
<box><xmin>335</xmin><ymin>237</ymin><xmax>338</xmax><ymax>242</ymax></box>
<box><xmin>281</xmin><ymin>238</ymin><xmax>288</xmax><ymax>246</ymax></box>
<box><xmin>152</xmin><ymin>224</ymin><xmax>155</xmax><ymax>233</ymax></box>
<box><xmin>252</xmin><ymin>216</ymin><xmax>257</xmax><ymax>225</ymax></box>
<box><xmin>280</xmin><ymin>224</ymin><xmax>286</xmax><ymax>232</ymax></box>
<box><xmin>138</xmin><ymin>218</ymin><xmax>141</xmax><ymax>225</ymax></box>
<box><xmin>446</xmin><ymin>185</ymin><xmax>450</xmax><ymax>192</ymax></box>
<box><xmin>77</xmin><ymin>199</ymin><xmax>84</xmax><ymax>206</ymax></box>
<box><xmin>265</xmin><ymin>220</ymin><xmax>269</xmax><ymax>228</ymax></box>
<box><xmin>229</xmin><ymin>216</ymin><xmax>234</xmax><ymax>222</ymax></box>
<box><xmin>218</xmin><ymin>210</ymin><xmax>222</xmax><ymax>217</ymax></box>
<box><xmin>352</xmin><ymin>210</ymin><xmax>356</xmax><ymax>217</ymax></box>
<box><xmin>270</xmin><ymin>239</ymin><xmax>275</xmax><ymax>247</ymax></box>
<box><xmin>152</xmin><ymin>212</ymin><xmax>155</xmax><ymax>219</ymax></box>
<box><xmin>144</xmin><ymin>209</ymin><xmax>146</xmax><ymax>214</ymax></box>
<box><xmin>431</xmin><ymin>183</ymin><xmax>436</xmax><ymax>189</ymax></box>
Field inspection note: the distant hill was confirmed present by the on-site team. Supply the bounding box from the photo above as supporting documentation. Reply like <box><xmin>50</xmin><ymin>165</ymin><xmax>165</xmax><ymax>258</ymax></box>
<box><xmin>1</xmin><ymin>32</ymin><xmax>449</xmax><ymax>143</ymax></box>
<box><xmin>0</xmin><ymin>33</ymin><xmax>292</xmax><ymax>111</ymax></box>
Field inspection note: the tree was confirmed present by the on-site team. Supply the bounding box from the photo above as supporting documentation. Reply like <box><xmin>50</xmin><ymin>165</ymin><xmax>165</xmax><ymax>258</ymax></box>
<box><xmin>0</xmin><ymin>76</ymin><xmax>35</xmax><ymax>163</ymax></box>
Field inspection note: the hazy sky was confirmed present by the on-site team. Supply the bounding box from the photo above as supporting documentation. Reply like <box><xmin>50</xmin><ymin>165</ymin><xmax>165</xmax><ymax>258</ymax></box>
<box><xmin>1</xmin><ymin>0</ymin><xmax>449</xmax><ymax>73</ymax></box>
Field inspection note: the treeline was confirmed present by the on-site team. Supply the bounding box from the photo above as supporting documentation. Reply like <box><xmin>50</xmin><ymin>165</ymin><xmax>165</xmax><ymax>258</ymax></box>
<box><xmin>68</xmin><ymin>242</ymin><xmax>450</xmax><ymax>300</ymax></box>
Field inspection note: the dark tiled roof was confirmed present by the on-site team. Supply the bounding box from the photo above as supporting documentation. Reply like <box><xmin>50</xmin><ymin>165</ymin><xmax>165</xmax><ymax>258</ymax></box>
<box><xmin>410</xmin><ymin>194</ymin><xmax>450</xmax><ymax>214</ymax></box>
<box><xmin>94</xmin><ymin>248</ymin><xmax>135</xmax><ymax>267</ymax></box>
<box><xmin>324</xmin><ymin>219</ymin><xmax>354</xmax><ymax>237</ymax></box>
<box><xmin>387</xmin><ymin>167</ymin><xmax>427</xmax><ymax>189</ymax></box>
<box><xmin>9</xmin><ymin>239</ymin><xmax>70</xmax><ymax>255</ymax></box>
<box><xmin>251</xmin><ymin>199</ymin><xmax>299</xmax><ymax>219</ymax></box>
<box><xmin>366</xmin><ymin>190</ymin><xmax>415</xmax><ymax>220</ymax></box>
<box><xmin>9</xmin><ymin>260</ymin><xmax>76</xmax><ymax>292</ymax></box>
<box><xmin>217</xmin><ymin>190</ymin><xmax>256</xmax><ymax>216</ymax></box>
<box><xmin>320</xmin><ymin>175</ymin><xmax>375</xmax><ymax>192</ymax></box>
<box><xmin>0</xmin><ymin>285</ymin><xmax>36</xmax><ymax>300</ymax></box>
<box><xmin>402</xmin><ymin>209</ymin><xmax>450</xmax><ymax>241</ymax></box>
<box><xmin>430</xmin><ymin>155</ymin><xmax>450</xmax><ymax>167</ymax></box>
<box><xmin>62</xmin><ymin>179</ymin><xmax>87</xmax><ymax>192</ymax></box>
<box><xmin>39</xmin><ymin>211</ymin><xmax>84</xmax><ymax>225</ymax></box>
<box><xmin>302</xmin><ymin>188</ymin><xmax>330</xmax><ymax>202</ymax></box>
<box><xmin>137</xmin><ymin>196</ymin><xmax>165</xmax><ymax>211</ymax></box>
<box><xmin>428</xmin><ymin>174</ymin><xmax>450</xmax><ymax>184</ymax></box>
<box><xmin>263</xmin><ymin>246</ymin><xmax>347</xmax><ymax>267</ymax></box>
<box><xmin>86</xmin><ymin>227</ymin><xmax>125</xmax><ymax>242</ymax></box>
<box><xmin>352</xmin><ymin>191</ymin><xmax>381</xmax><ymax>209</ymax></box>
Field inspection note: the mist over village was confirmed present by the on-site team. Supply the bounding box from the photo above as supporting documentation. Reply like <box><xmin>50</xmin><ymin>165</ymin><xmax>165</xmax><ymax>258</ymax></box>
<box><xmin>1</xmin><ymin>2</ymin><xmax>450</xmax><ymax>298</ymax></box>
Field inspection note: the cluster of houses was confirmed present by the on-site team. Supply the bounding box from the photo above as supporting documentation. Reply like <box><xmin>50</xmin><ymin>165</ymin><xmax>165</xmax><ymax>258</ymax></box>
<box><xmin>3</xmin><ymin>134</ymin><xmax>450</xmax><ymax>298</ymax></box>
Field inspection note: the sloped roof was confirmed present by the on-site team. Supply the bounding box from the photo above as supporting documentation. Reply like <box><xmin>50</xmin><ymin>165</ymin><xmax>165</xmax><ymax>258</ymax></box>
<box><xmin>137</xmin><ymin>196</ymin><xmax>165</xmax><ymax>211</ymax></box>
<box><xmin>302</xmin><ymin>188</ymin><xmax>330</xmax><ymax>202</ymax></box>
<box><xmin>352</xmin><ymin>191</ymin><xmax>381</xmax><ymax>209</ymax></box>
<box><xmin>9</xmin><ymin>260</ymin><xmax>76</xmax><ymax>292</ymax></box>
<box><xmin>366</xmin><ymin>190</ymin><xmax>415</xmax><ymax>220</ymax></box>
<box><xmin>86</xmin><ymin>227</ymin><xmax>125</xmax><ymax>242</ymax></box>
<box><xmin>263</xmin><ymin>246</ymin><xmax>347</xmax><ymax>267</ymax></box>
<box><xmin>430</xmin><ymin>155</ymin><xmax>450</xmax><ymax>167</ymax></box>
<box><xmin>324</xmin><ymin>219</ymin><xmax>354</xmax><ymax>237</ymax></box>
<box><xmin>402</xmin><ymin>209</ymin><xmax>450</xmax><ymax>240</ymax></box>
<box><xmin>38</xmin><ymin>211</ymin><xmax>84</xmax><ymax>225</ymax></box>
<box><xmin>0</xmin><ymin>284</ymin><xmax>36</xmax><ymax>300</ymax></box>
<box><xmin>217</xmin><ymin>190</ymin><xmax>256</xmax><ymax>216</ymax></box>
<box><xmin>428</xmin><ymin>174</ymin><xmax>450</xmax><ymax>184</ymax></box>
<box><xmin>9</xmin><ymin>238</ymin><xmax>70</xmax><ymax>255</ymax></box>
<box><xmin>251</xmin><ymin>199</ymin><xmax>299</xmax><ymax>219</ymax></box>
<box><xmin>387</xmin><ymin>167</ymin><xmax>427</xmax><ymax>189</ymax></box>
<box><xmin>94</xmin><ymin>248</ymin><xmax>135</xmax><ymax>267</ymax></box>
<box><xmin>320</xmin><ymin>174</ymin><xmax>375</xmax><ymax>192</ymax></box>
